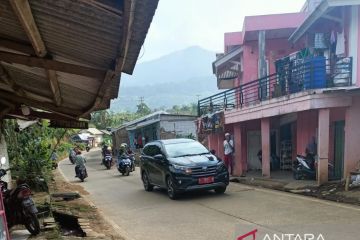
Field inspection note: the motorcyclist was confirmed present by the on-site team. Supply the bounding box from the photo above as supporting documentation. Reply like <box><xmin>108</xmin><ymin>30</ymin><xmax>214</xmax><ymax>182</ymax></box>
<box><xmin>122</xmin><ymin>143</ymin><xmax>135</xmax><ymax>170</ymax></box>
<box><xmin>101</xmin><ymin>144</ymin><xmax>108</xmax><ymax>165</ymax></box>
<box><xmin>75</xmin><ymin>148</ymin><xmax>86</xmax><ymax>178</ymax></box>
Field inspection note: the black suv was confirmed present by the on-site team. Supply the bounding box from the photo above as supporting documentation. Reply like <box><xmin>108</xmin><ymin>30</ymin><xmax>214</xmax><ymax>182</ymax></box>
<box><xmin>140</xmin><ymin>138</ymin><xmax>229</xmax><ymax>199</ymax></box>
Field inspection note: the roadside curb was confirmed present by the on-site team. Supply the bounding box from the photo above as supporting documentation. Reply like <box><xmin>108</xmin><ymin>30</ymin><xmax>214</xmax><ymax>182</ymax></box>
<box><xmin>58</xmin><ymin>154</ymin><xmax>135</xmax><ymax>240</ymax></box>
<box><xmin>232</xmin><ymin>181</ymin><xmax>360</xmax><ymax>211</ymax></box>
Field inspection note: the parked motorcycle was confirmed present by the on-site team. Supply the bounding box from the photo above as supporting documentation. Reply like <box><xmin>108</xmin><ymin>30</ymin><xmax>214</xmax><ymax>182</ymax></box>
<box><xmin>293</xmin><ymin>154</ymin><xmax>316</xmax><ymax>180</ymax></box>
<box><xmin>0</xmin><ymin>164</ymin><xmax>40</xmax><ymax>235</ymax></box>
<box><xmin>75</xmin><ymin>165</ymin><xmax>88</xmax><ymax>182</ymax></box>
<box><xmin>103</xmin><ymin>154</ymin><xmax>113</xmax><ymax>170</ymax></box>
<box><xmin>117</xmin><ymin>156</ymin><xmax>132</xmax><ymax>176</ymax></box>
<box><xmin>293</xmin><ymin>154</ymin><xmax>334</xmax><ymax>180</ymax></box>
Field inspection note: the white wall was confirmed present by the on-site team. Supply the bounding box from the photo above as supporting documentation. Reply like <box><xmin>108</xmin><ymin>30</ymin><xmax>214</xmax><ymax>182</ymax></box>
<box><xmin>349</xmin><ymin>5</ymin><xmax>358</xmax><ymax>85</ymax></box>
<box><xmin>160</xmin><ymin>120</ymin><xmax>196</xmax><ymax>137</ymax></box>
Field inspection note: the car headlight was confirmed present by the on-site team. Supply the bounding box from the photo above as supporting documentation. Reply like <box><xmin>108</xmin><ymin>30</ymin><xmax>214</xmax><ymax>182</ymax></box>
<box><xmin>171</xmin><ymin>164</ymin><xmax>192</xmax><ymax>174</ymax></box>
<box><xmin>217</xmin><ymin>161</ymin><xmax>226</xmax><ymax>171</ymax></box>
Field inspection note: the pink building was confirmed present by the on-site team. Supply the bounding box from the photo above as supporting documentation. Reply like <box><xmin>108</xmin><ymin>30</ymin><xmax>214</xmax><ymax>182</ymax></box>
<box><xmin>198</xmin><ymin>0</ymin><xmax>360</xmax><ymax>184</ymax></box>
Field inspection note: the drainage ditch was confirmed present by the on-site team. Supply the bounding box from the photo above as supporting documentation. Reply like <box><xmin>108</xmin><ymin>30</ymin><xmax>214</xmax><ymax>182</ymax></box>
<box><xmin>53</xmin><ymin>211</ymin><xmax>85</xmax><ymax>237</ymax></box>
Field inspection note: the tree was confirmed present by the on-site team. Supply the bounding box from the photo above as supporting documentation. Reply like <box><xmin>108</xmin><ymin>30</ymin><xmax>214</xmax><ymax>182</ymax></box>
<box><xmin>136</xmin><ymin>102</ymin><xmax>151</xmax><ymax>116</ymax></box>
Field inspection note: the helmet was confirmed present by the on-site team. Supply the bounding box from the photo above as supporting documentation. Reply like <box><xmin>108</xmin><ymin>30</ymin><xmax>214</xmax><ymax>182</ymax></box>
<box><xmin>120</xmin><ymin>143</ymin><xmax>128</xmax><ymax>149</ymax></box>
<box><xmin>108</xmin><ymin>147</ymin><xmax>112</xmax><ymax>151</ymax></box>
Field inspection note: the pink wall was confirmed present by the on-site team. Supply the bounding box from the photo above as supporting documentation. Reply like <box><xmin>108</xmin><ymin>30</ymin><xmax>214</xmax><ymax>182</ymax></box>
<box><xmin>207</xmin><ymin>132</ymin><xmax>225</xmax><ymax>160</ymax></box>
<box><xmin>344</xmin><ymin>96</ymin><xmax>360</xmax><ymax>175</ymax></box>
<box><xmin>224</xmin><ymin>32</ymin><xmax>243</xmax><ymax>53</ymax></box>
<box><xmin>243</xmin><ymin>13</ymin><xmax>305</xmax><ymax>34</ymax></box>
<box><xmin>240</xmin><ymin>38</ymin><xmax>303</xmax><ymax>86</ymax></box>
<box><xmin>296</xmin><ymin>110</ymin><xmax>318</xmax><ymax>156</ymax></box>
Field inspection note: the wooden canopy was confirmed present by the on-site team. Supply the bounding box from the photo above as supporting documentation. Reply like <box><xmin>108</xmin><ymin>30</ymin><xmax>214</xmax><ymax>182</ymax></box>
<box><xmin>0</xmin><ymin>0</ymin><xmax>158</xmax><ymax>126</ymax></box>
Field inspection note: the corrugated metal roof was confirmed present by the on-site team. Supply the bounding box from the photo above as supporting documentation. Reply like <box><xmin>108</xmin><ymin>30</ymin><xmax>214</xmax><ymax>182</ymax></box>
<box><xmin>29</xmin><ymin>0</ymin><xmax>122</xmax><ymax>69</ymax></box>
<box><xmin>0</xmin><ymin>1</ymin><xmax>29</xmax><ymax>42</ymax></box>
<box><xmin>0</xmin><ymin>0</ymin><xmax>159</xmax><ymax>122</ymax></box>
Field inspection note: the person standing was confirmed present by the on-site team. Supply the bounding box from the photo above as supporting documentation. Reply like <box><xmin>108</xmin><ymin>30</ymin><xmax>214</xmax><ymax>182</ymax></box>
<box><xmin>224</xmin><ymin>133</ymin><xmax>234</xmax><ymax>175</ymax></box>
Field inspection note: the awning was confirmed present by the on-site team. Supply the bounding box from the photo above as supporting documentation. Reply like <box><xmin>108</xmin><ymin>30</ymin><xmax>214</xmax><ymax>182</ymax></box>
<box><xmin>213</xmin><ymin>47</ymin><xmax>243</xmax><ymax>73</ymax></box>
<box><xmin>212</xmin><ymin>47</ymin><xmax>242</xmax><ymax>89</ymax></box>
<box><xmin>289</xmin><ymin>0</ymin><xmax>360</xmax><ymax>43</ymax></box>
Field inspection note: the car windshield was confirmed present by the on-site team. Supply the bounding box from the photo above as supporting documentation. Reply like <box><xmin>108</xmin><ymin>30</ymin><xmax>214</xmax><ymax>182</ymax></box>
<box><xmin>164</xmin><ymin>141</ymin><xmax>209</xmax><ymax>158</ymax></box>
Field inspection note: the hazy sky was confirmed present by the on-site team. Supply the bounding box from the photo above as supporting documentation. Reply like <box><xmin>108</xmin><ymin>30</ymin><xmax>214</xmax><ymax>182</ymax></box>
<box><xmin>138</xmin><ymin>0</ymin><xmax>305</xmax><ymax>62</ymax></box>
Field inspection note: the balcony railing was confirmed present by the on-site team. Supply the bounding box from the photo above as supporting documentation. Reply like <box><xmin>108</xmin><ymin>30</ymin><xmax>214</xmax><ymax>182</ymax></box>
<box><xmin>198</xmin><ymin>57</ymin><xmax>352</xmax><ymax>116</ymax></box>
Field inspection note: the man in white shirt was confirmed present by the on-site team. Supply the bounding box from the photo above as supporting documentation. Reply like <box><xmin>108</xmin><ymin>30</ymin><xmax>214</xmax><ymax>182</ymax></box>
<box><xmin>223</xmin><ymin>133</ymin><xmax>234</xmax><ymax>175</ymax></box>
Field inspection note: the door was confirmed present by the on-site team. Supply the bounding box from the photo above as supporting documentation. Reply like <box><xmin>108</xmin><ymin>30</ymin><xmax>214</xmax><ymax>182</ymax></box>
<box><xmin>142</xmin><ymin>144</ymin><xmax>157</xmax><ymax>183</ymax></box>
<box><xmin>333</xmin><ymin>121</ymin><xmax>345</xmax><ymax>180</ymax></box>
<box><xmin>247</xmin><ymin>131</ymin><xmax>262</xmax><ymax>170</ymax></box>
<box><xmin>151</xmin><ymin>143</ymin><xmax>167</xmax><ymax>186</ymax></box>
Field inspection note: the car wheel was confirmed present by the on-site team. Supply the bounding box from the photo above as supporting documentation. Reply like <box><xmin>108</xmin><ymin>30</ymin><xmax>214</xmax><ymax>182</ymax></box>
<box><xmin>166</xmin><ymin>176</ymin><xmax>178</xmax><ymax>200</ymax></box>
<box><xmin>142</xmin><ymin>171</ymin><xmax>153</xmax><ymax>191</ymax></box>
<box><xmin>214</xmin><ymin>187</ymin><xmax>226</xmax><ymax>194</ymax></box>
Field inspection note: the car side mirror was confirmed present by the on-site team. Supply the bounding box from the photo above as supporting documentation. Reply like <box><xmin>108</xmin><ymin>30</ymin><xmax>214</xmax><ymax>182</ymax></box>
<box><xmin>154</xmin><ymin>154</ymin><xmax>165</xmax><ymax>161</ymax></box>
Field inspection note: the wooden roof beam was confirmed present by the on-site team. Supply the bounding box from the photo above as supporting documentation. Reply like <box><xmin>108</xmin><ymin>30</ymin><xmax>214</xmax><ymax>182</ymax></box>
<box><xmin>0</xmin><ymin>51</ymin><xmax>107</xmax><ymax>79</ymax></box>
<box><xmin>10</xmin><ymin>0</ymin><xmax>47</xmax><ymax>57</ymax></box>
<box><xmin>81</xmin><ymin>70</ymin><xmax>115</xmax><ymax>117</ymax></box>
<box><xmin>46</xmin><ymin>70</ymin><xmax>62</xmax><ymax>106</ymax></box>
<box><xmin>0</xmin><ymin>89</ymin><xmax>85</xmax><ymax>119</ymax></box>
<box><xmin>0</xmin><ymin>38</ymin><xmax>35</xmax><ymax>55</ymax></box>
<box><xmin>10</xmin><ymin>0</ymin><xmax>65</xmax><ymax>108</ymax></box>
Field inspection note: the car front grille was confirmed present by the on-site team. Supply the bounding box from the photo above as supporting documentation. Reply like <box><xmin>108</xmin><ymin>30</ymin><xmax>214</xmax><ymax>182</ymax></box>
<box><xmin>190</xmin><ymin>165</ymin><xmax>217</xmax><ymax>177</ymax></box>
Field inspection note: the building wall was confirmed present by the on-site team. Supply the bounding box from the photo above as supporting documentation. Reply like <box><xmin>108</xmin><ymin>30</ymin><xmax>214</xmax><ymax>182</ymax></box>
<box><xmin>296</xmin><ymin>110</ymin><xmax>318</xmax><ymax>156</ymax></box>
<box><xmin>224</xmin><ymin>32</ymin><xmax>242</xmax><ymax>53</ymax></box>
<box><xmin>348</xmin><ymin>5</ymin><xmax>359</xmax><ymax>86</ymax></box>
<box><xmin>160</xmin><ymin>120</ymin><xmax>196</xmax><ymax>138</ymax></box>
<box><xmin>344</xmin><ymin>96</ymin><xmax>360</xmax><ymax>175</ymax></box>
<box><xmin>240</xmin><ymin>37</ymin><xmax>302</xmax><ymax>86</ymax></box>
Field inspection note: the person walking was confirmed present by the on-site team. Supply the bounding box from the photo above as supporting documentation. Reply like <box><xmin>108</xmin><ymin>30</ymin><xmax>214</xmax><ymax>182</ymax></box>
<box><xmin>223</xmin><ymin>133</ymin><xmax>234</xmax><ymax>175</ymax></box>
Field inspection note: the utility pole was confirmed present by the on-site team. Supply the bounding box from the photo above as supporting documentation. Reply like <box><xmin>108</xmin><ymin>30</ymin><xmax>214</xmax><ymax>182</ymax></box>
<box><xmin>139</xmin><ymin>96</ymin><xmax>144</xmax><ymax>104</ymax></box>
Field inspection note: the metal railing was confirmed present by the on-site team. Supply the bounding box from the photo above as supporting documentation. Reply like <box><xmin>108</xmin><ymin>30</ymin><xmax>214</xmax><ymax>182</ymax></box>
<box><xmin>198</xmin><ymin>57</ymin><xmax>352</xmax><ymax>116</ymax></box>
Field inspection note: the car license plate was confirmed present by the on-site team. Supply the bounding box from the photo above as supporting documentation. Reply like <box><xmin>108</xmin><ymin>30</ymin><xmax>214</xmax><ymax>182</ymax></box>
<box><xmin>198</xmin><ymin>176</ymin><xmax>214</xmax><ymax>185</ymax></box>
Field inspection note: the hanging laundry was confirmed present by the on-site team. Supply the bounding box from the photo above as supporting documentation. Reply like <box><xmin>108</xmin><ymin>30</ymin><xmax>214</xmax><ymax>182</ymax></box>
<box><xmin>330</xmin><ymin>30</ymin><xmax>336</xmax><ymax>44</ymax></box>
<box><xmin>330</xmin><ymin>30</ymin><xmax>337</xmax><ymax>54</ymax></box>
<box><xmin>314</xmin><ymin>33</ymin><xmax>327</xmax><ymax>49</ymax></box>
<box><xmin>336</xmin><ymin>31</ymin><xmax>345</xmax><ymax>55</ymax></box>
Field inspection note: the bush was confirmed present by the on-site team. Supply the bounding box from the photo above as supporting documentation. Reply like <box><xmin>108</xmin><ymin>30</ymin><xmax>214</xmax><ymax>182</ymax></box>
<box><xmin>3</xmin><ymin>119</ymin><xmax>74</xmax><ymax>191</ymax></box>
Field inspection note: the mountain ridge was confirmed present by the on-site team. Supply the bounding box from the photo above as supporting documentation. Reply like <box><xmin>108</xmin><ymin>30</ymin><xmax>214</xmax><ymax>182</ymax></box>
<box><xmin>111</xmin><ymin>46</ymin><xmax>220</xmax><ymax>112</ymax></box>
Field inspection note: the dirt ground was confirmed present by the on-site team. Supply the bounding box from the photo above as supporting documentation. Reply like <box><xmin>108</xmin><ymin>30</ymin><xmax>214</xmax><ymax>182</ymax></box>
<box><xmin>51</xmin><ymin>170</ymin><xmax>124</xmax><ymax>239</ymax></box>
<box><xmin>27</xmin><ymin>170</ymin><xmax>124</xmax><ymax>240</ymax></box>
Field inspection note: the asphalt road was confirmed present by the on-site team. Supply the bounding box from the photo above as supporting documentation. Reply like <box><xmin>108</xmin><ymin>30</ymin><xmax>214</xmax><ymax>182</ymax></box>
<box><xmin>59</xmin><ymin>149</ymin><xmax>360</xmax><ymax>240</ymax></box>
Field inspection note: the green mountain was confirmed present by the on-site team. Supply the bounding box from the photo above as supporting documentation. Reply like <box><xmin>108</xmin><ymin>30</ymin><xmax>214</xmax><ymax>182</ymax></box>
<box><xmin>110</xmin><ymin>46</ymin><xmax>220</xmax><ymax>112</ymax></box>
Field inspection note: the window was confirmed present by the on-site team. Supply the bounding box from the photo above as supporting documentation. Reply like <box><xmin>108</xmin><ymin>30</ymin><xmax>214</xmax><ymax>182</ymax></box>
<box><xmin>143</xmin><ymin>144</ymin><xmax>162</xmax><ymax>157</ymax></box>
<box><xmin>164</xmin><ymin>141</ymin><xmax>209</xmax><ymax>158</ymax></box>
